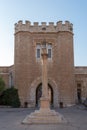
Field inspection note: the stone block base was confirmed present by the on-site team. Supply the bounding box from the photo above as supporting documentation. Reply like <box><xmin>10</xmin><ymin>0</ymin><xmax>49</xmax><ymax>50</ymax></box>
<box><xmin>40</xmin><ymin>97</ymin><xmax>50</xmax><ymax>108</ymax></box>
<box><xmin>22</xmin><ymin>108</ymin><xmax>67</xmax><ymax>124</ymax></box>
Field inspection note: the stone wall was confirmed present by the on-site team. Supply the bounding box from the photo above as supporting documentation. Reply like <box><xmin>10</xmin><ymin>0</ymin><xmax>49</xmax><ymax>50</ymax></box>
<box><xmin>14</xmin><ymin>20</ymin><xmax>75</xmax><ymax>107</ymax></box>
<box><xmin>0</xmin><ymin>66</ymin><xmax>14</xmax><ymax>88</ymax></box>
<box><xmin>0</xmin><ymin>67</ymin><xmax>9</xmax><ymax>88</ymax></box>
<box><xmin>15</xmin><ymin>20</ymin><xmax>73</xmax><ymax>33</ymax></box>
<box><xmin>75</xmin><ymin>67</ymin><xmax>87</xmax><ymax>103</ymax></box>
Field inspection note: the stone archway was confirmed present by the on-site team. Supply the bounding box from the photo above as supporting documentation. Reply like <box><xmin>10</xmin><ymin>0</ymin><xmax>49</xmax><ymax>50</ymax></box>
<box><xmin>36</xmin><ymin>83</ymin><xmax>53</xmax><ymax>107</ymax></box>
<box><xmin>27</xmin><ymin>77</ymin><xmax>59</xmax><ymax>108</ymax></box>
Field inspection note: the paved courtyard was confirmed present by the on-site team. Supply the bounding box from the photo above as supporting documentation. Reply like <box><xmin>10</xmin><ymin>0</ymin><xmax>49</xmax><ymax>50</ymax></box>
<box><xmin>0</xmin><ymin>105</ymin><xmax>87</xmax><ymax>130</ymax></box>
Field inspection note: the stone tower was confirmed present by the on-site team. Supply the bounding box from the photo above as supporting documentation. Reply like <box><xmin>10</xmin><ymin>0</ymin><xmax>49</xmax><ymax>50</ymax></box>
<box><xmin>14</xmin><ymin>20</ymin><xmax>75</xmax><ymax>107</ymax></box>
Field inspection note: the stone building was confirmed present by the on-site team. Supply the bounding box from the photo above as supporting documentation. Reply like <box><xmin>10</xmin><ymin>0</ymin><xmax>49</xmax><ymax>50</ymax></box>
<box><xmin>0</xmin><ymin>20</ymin><xmax>87</xmax><ymax>107</ymax></box>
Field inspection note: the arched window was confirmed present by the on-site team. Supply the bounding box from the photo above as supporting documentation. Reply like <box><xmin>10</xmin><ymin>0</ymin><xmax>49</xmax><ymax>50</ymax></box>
<box><xmin>36</xmin><ymin>43</ymin><xmax>52</xmax><ymax>59</ymax></box>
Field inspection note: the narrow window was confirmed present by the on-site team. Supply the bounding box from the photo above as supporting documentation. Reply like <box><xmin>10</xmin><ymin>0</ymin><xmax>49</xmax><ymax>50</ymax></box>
<box><xmin>48</xmin><ymin>49</ymin><xmax>51</xmax><ymax>58</ymax></box>
<box><xmin>36</xmin><ymin>43</ymin><xmax>41</xmax><ymax>59</ymax></box>
<box><xmin>47</xmin><ymin>43</ymin><xmax>52</xmax><ymax>59</ymax></box>
<box><xmin>37</xmin><ymin>48</ymin><xmax>40</xmax><ymax>58</ymax></box>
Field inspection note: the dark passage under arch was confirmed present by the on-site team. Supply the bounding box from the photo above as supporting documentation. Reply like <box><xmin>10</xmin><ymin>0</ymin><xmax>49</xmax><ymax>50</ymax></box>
<box><xmin>36</xmin><ymin>83</ymin><xmax>53</xmax><ymax>107</ymax></box>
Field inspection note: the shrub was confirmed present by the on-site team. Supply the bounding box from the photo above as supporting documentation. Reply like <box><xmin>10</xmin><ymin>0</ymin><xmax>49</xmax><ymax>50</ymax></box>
<box><xmin>0</xmin><ymin>87</ymin><xmax>20</xmax><ymax>107</ymax></box>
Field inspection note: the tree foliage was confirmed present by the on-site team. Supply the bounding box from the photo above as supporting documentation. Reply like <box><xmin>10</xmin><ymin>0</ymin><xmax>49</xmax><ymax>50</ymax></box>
<box><xmin>0</xmin><ymin>87</ymin><xmax>20</xmax><ymax>107</ymax></box>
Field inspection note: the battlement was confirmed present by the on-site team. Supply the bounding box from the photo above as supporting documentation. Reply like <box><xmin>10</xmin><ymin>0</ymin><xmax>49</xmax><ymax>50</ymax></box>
<box><xmin>15</xmin><ymin>20</ymin><xmax>73</xmax><ymax>33</ymax></box>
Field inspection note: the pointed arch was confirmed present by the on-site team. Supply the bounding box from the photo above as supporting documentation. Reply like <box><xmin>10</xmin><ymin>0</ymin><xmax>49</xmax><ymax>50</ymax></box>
<box><xmin>27</xmin><ymin>77</ymin><xmax>59</xmax><ymax>107</ymax></box>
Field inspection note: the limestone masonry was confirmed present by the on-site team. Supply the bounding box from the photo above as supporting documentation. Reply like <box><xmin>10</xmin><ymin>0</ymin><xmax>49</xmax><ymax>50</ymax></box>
<box><xmin>0</xmin><ymin>20</ymin><xmax>87</xmax><ymax>108</ymax></box>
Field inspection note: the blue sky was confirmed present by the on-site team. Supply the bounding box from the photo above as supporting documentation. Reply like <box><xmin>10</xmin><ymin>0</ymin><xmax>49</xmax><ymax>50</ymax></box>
<box><xmin>0</xmin><ymin>0</ymin><xmax>87</xmax><ymax>66</ymax></box>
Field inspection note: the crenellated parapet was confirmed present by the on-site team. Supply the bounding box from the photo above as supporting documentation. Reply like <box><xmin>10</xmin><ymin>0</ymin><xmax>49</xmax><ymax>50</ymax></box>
<box><xmin>15</xmin><ymin>20</ymin><xmax>73</xmax><ymax>34</ymax></box>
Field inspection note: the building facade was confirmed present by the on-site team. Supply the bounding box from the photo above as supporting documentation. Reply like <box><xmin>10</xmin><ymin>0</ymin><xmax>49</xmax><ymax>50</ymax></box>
<box><xmin>0</xmin><ymin>20</ymin><xmax>87</xmax><ymax>107</ymax></box>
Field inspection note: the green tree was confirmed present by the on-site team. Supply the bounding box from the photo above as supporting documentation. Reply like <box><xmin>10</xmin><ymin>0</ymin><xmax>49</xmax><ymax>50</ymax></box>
<box><xmin>1</xmin><ymin>88</ymin><xmax>20</xmax><ymax>107</ymax></box>
<box><xmin>0</xmin><ymin>77</ymin><xmax>5</xmax><ymax>95</ymax></box>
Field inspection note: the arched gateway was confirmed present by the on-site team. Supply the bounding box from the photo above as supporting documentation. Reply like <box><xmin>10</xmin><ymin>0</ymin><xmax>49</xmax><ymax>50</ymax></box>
<box><xmin>27</xmin><ymin>77</ymin><xmax>59</xmax><ymax>108</ymax></box>
<box><xmin>36</xmin><ymin>83</ymin><xmax>53</xmax><ymax>107</ymax></box>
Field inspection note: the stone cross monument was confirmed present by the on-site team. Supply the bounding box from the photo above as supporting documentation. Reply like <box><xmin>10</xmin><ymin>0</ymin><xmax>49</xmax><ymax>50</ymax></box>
<box><xmin>40</xmin><ymin>40</ymin><xmax>50</xmax><ymax>109</ymax></box>
<box><xmin>22</xmin><ymin>40</ymin><xmax>66</xmax><ymax>124</ymax></box>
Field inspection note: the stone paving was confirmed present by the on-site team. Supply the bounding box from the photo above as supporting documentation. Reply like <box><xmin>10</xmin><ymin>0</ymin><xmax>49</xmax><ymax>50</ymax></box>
<box><xmin>0</xmin><ymin>105</ymin><xmax>87</xmax><ymax>130</ymax></box>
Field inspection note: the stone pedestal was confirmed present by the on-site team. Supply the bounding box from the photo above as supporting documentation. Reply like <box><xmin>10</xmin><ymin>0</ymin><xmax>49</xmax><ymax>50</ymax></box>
<box><xmin>22</xmin><ymin>97</ymin><xmax>66</xmax><ymax>124</ymax></box>
<box><xmin>22</xmin><ymin>108</ymin><xmax>67</xmax><ymax>124</ymax></box>
<box><xmin>40</xmin><ymin>97</ymin><xmax>49</xmax><ymax>108</ymax></box>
